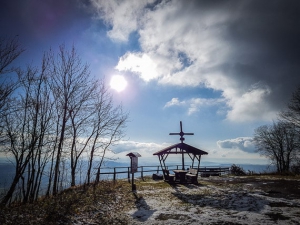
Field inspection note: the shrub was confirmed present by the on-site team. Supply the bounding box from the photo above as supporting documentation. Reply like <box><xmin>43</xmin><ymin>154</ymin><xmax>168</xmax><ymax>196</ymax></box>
<box><xmin>291</xmin><ymin>165</ymin><xmax>300</xmax><ymax>174</ymax></box>
<box><xmin>230</xmin><ymin>164</ymin><xmax>246</xmax><ymax>176</ymax></box>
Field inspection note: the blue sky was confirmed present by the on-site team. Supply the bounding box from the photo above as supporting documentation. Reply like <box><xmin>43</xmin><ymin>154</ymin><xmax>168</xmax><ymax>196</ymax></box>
<box><xmin>1</xmin><ymin>0</ymin><xmax>300</xmax><ymax>165</ymax></box>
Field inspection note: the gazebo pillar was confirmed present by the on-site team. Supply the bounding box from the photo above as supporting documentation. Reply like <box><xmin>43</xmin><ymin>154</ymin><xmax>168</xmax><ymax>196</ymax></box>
<box><xmin>181</xmin><ymin>147</ymin><xmax>185</xmax><ymax>170</ymax></box>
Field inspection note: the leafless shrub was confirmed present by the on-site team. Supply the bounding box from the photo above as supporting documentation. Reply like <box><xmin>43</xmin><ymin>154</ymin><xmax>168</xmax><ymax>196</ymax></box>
<box><xmin>230</xmin><ymin>164</ymin><xmax>246</xmax><ymax>176</ymax></box>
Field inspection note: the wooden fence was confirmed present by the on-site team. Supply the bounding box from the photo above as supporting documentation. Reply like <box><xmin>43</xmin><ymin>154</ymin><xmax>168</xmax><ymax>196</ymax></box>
<box><xmin>94</xmin><ymin>165</ymin><xmax>230</xmax><ymax>182</ymax></box>
<box><xmin>198</xmin><ymin>167</ymin><xmax>230</xmax><ymax>177</ymax></box>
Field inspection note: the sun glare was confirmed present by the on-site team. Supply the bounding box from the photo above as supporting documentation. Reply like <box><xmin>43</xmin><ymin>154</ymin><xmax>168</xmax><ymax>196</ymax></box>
<box><xmin>110</xmin><ymin>75</ymin><xmax>127</xmax><ymax>92</ymax></box>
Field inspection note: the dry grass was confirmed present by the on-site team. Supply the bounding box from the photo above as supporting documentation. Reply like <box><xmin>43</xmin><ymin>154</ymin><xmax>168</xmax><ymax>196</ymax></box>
<box><xmin>0</xmin><ymin>180</ymin><xmax>135</xmax><ymax>225</ymax></box>
<box><xmin>1</xmin><ymin>174</ymin><xmax>300</xmax><ymax>224</ymax></box>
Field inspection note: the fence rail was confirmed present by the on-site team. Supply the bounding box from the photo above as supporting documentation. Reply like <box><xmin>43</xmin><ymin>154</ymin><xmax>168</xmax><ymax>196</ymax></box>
<box><xmin>94</xmin><ymin>165</ymin><xmax>230</xmax><ymax>182</ymax></box>
<box><xmin>198</xmin><ymin>167</ymin><xmax>230</xmax><ymax>176</ymax></box>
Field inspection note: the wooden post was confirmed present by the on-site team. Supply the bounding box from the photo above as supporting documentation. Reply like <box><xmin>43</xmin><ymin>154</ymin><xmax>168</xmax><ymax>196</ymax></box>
<box><xmin>131</xmin><ymin>157</ymin><xmax>136</xmax><ymax>191</ymax></box>
<box><xmin>113</xmin><ymin>167</ymin><xmax>116</xmax><ymax>181</ymax></box>
<box><xmin>96</xmin><ymin>167</ymin><xmax>100</xmax><ymax>182</ymax></box>
<box><xmin>131</xmin><ymin>170</ymin><xmax>135</xmax><ymax>191</ymax></box>
<box><xmin>141</xmin><ymin>166</ymin><xmax>144</xmax><ymax>180</ymax></box>
<box><xmin>128</xmin><ymin>167</ymin><xmax>130</xmax><ymax>183</ymax></box>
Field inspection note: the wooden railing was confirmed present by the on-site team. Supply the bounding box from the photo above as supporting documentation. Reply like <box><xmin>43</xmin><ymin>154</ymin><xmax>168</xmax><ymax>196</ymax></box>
<box><xmin>94</xmin><ymin>165</ymin><xmax>230</xmax><ymax>181</ymax></box>
<box><xmin>197</xmin><ymin>166</ymin><xmax>230</xmax><ymax>176</ymax></box>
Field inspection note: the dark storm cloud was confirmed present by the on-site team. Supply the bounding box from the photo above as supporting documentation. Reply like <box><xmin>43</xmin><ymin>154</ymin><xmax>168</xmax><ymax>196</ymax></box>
<box><xmin>222</xmin><ymin>0</ymin><xmax>300</xmax><ymax>108</ymax></box>
<box><xmin>187</xmin><ymin>0</ymin><xmax>300</xmax><ymax>111</ymax></box>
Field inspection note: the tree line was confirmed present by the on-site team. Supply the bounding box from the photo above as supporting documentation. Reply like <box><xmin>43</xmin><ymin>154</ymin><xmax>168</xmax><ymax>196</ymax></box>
<box><xmin>253</xmin><ymin>88</ymin><xmax>300</xmax><ymax>174</ymax></box>
<box><xmin>0</xmin><ymin>37</ymin><xmax>128</xmax><ymax>205</ymax></box>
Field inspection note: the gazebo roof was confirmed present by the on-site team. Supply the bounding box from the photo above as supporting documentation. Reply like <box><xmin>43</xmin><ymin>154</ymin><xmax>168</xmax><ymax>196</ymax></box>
<box><xmin>153</xmin><ymin>142</ymin><xmax>208</xmax><ymax>156</ymax></box>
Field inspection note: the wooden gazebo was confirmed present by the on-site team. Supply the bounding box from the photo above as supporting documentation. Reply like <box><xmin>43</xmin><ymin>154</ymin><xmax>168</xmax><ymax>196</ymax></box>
<box><xmin>153</xmin><ymin>121</ymin><xmax>208</xmax><ymax>182</ymax></box>
<box><xmin>153</xmin><ymin>142</ymin><xmax>208</xmax><ymax>173</ymax></box>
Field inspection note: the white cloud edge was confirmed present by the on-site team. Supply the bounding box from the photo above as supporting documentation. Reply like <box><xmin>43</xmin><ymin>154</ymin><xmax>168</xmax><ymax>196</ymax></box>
<box><xmin>217</xmin><ymin>137</ymin><xmax>256</xmax><ymax>153</ymax></box>
<box><xmin>164</xmin><ymin>97</ymin><xmax>225</xmax><ymax>116</ymax></box>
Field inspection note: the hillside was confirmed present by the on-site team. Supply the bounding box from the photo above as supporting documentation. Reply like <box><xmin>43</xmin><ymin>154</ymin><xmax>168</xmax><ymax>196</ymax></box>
<box><xmin>1</xmin><ymin>175</ymin><xmax>300</xmax><ymax>224</ymax></box>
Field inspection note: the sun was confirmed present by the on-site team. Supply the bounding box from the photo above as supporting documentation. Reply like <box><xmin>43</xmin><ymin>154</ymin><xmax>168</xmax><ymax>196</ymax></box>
<box><xmin>110</xmin><ymin>75</ymin><xmax>127</xmax><ymax>92</ymax></box>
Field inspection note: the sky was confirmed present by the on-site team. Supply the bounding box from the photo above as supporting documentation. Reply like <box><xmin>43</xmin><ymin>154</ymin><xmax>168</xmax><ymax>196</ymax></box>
<box><xmin>1</xmin><ymin>0</ymin><xmax>300</xmax><ymax>165</ymax></box>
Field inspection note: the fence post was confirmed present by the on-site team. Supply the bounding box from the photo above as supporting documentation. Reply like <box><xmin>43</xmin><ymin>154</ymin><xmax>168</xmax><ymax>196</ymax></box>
<box><xmin>95</xmin><ymin>168</ymin><xmax>100</xmax><ymax>183</ymax></box>
<box><xmin>141</xmin><ymin>166</ymin><xmax>144</xmax><ymax>180</ymax></box>
<box><xmin>128</xmin><ymin>167</ymin><xmax>130</xmax><ymax>183</ymax></box>
<box><xmin>113</xmin><ymin>167</ymin><xmax>116</xmax><ymax>181</ymax></box>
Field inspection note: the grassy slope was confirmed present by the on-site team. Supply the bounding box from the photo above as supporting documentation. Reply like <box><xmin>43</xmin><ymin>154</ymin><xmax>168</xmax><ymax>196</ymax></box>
<box><xmin>0</xmin><ymin>175</ymin><xmax>299</xmax><ymax>224</ymax></box>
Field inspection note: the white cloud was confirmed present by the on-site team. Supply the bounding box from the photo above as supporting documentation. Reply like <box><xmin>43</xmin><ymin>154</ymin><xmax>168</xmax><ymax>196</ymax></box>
<box><xmin>217</xmin><ymin>137</ymin><xmax>256</xmax><ymax>153</ymax></box>
<box><xmin>164</xmin><ymin>97</ymin><xmax>224</xmax><ymax>115</ymax></box>
<box><xmin>226</xmin><ymin>84</ymin><xmax>277</xmax><ymax>122</ymax></box>
<box><xmin>164</xmin><ymin>98</ymin><xmax>185</xmax><ymax>108</ymax></box>
<box><xmin>116</xmin><ymin>52</ymin><xmax>159</xmax><ymax>81</ymax></box>
<box><xmin>187</xmin><ymin>98</ymin><xmax>219</xmax><ymax>115</ymax></box>
<box><xmin>111</xmin><ymin>140</ymin><xmax>169</xmax><ymax>158</ymax></box>
<box><xmin>91</xmin><ymin>0</ymin><xmax>284</xmax><ymax>123</ymax></box>
<box><xmin>90</xmin><ymin>0</ymin><xmax>156</xmax><ymax>41</ymax></box>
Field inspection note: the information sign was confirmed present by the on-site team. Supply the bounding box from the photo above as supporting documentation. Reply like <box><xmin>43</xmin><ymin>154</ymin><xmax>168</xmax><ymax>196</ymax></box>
<box><xmin>131</xmin><ymin>157</ymin><xmax>138</xmax><ymax>173</ymax></box>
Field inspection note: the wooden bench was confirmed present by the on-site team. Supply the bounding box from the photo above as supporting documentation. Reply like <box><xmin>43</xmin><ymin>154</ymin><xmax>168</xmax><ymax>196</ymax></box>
<box><xmin>162</xmin><ymin>169</ymin><xmax>175</xmax><ymax>182</ymax></box>
<box><xmin>185</xmin><ymin>168</ymin><xmax>198</xmax><ymax>184</ymax></box>
<box><xmin>152</xmin><ymin>173</ymin><xmax>163</xmax><ymax>180</ymax></box>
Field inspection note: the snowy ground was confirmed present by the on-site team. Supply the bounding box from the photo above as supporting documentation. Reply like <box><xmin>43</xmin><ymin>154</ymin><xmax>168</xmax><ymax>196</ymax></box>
<box><xmin>126</xmin><ymin>176</ymin><xmax>300</xmax><ymax>225</ymax></box>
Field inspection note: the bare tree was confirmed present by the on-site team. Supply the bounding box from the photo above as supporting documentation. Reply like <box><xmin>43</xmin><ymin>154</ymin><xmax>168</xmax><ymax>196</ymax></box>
<box><xmin>0</xmin><ymin>59</ymin><xmax>53</xmax><ymax>205</ymax></box>
<box><xmin>45</xmin><ymin>108</ymin><xmax>61</xmax><ymax>197</ymax></box>
<box><xmin>280</xmin><ymin>87</ymin><xmax>300</xmax><ymax>128</ymax></box>
<box><xmin>86</xmin><ymin>81</ymin><xmax>128</xmax><ymax>184</ymax></box>
<box><xmin>0</xmin><ymin>36</ymin><xmax>24</xmax><ymax>74</ymax></box>
<box><xmin>279</xmin><ymin>86</ymin><xmax>300</xmax><ymax>171</ymax></box>
<box><xmin>45</xmin><ymin>45</ymin><xmax>94</xmax><ymax>194</ymax></box>
<box><xmin>253</xmin><ymin>121</ymin><xmax>299</xmax><ymax>173</ymax></box>
<box><xmin>21</xmin><ymin>62</ymin><xmax>54</xmax><ymax>203</ymax></box>
<box><xmin>68</xmin><ymin>83</ymin><xmax>97</xmax><ymax>186</ymax></box>
<box><xmin>0</xmin><ymin>36</ymin><xmax>24</xmax><ymax>144</ymax></box>
<box><xmin>1</xmin><ymin>43</ymin><xmax>129</xmax><ymax>204</ymax></box>
<box><xmin>46</xmin><ymin>45</ymin><xmax>128</xmax><ymax>190</ymax></box>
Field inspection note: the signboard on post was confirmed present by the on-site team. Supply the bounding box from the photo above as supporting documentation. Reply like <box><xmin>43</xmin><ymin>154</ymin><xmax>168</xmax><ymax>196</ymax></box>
<box><xmin>126</xmin><ymin>152</ymin><xmax>141</xmax><ymax>191</ymax></box>
<box><xmin>131</xmin><ymin>157</ymin><xmax>138</xmax><ymax>173</ymax></box>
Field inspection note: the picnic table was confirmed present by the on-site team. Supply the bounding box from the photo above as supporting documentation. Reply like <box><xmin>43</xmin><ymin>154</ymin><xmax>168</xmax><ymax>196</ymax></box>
<box><xmin>173</xmin><ymin>170</ymin><xmax>188</xmax><ymax>183</ymax></box>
